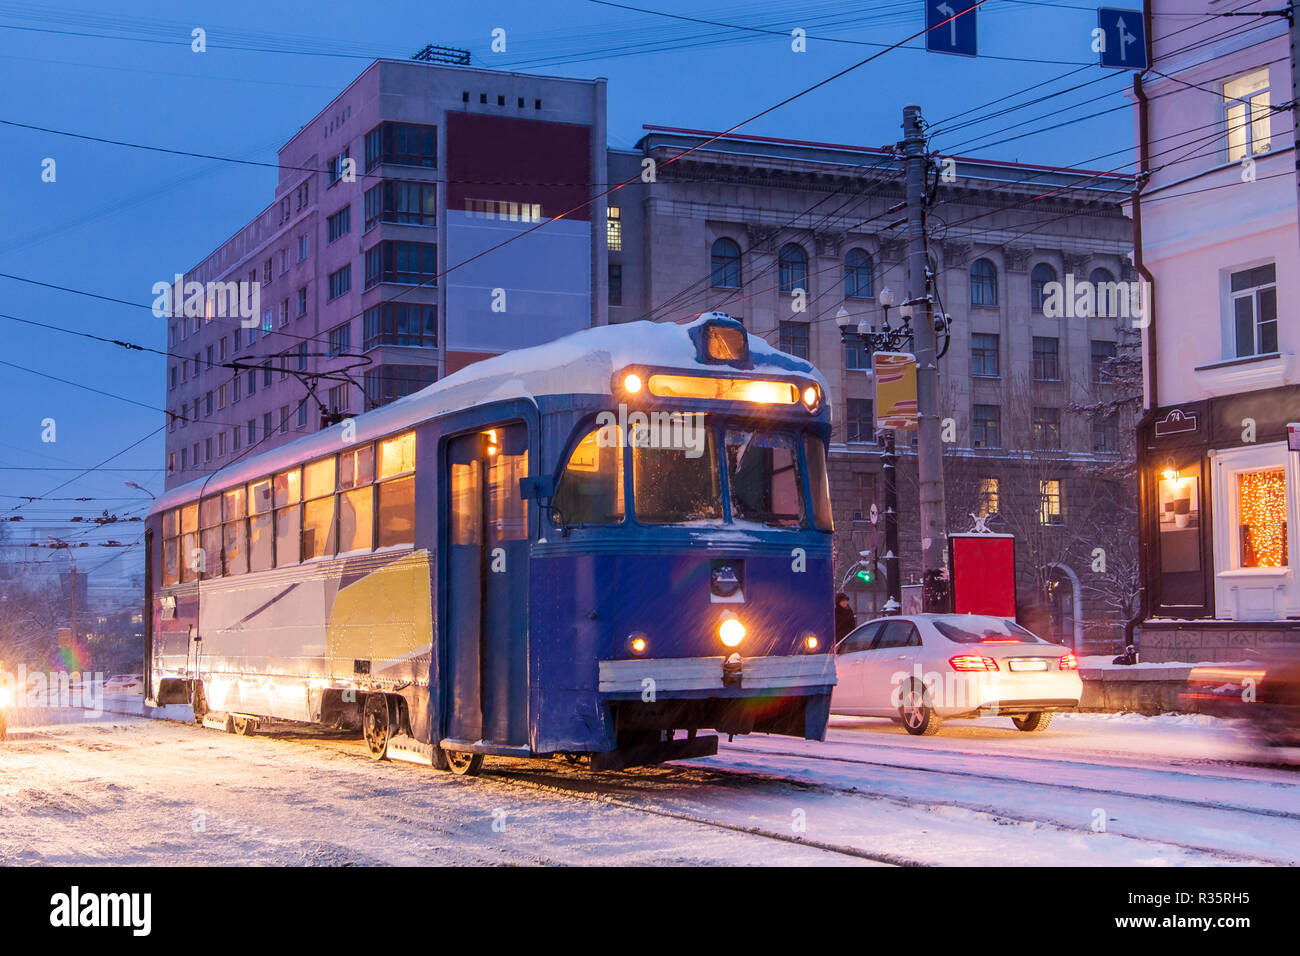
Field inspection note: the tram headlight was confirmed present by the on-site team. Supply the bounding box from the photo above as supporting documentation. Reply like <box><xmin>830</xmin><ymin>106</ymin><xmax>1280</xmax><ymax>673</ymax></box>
<box><xmin>804</xmin><ymin>634</ymin><xmax>820</xmax><ymax>652</ymax></box>
<box><xmin>0</xmin><ymin>684</ymin><xmax>11</xmax><ymax>708</ymax></box>
<box><xmin>801</xmin><ymin>383</ymin><xmax>821</xmax><ymax>413</ymax></box>
<box><xmin>718</xmin><ymin>613</ymin><xmax>746</xmax><ymax>648</ymax></box>
<box><xmin>627</xmin><ymin>632</ymin><xmax>649</xmax><ymax>655</ymax></box>
<box><xmin>623</xmin><ymin>373</ymin><xmax>643</xmax><ymax>394</ymax></box>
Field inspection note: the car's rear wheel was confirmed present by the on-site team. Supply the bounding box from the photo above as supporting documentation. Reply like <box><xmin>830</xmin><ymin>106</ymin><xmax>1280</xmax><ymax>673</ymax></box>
<box><xmin>1012</xmin><ymin>711</ymin><xmax>1054</xmax><ymax>733</ymax></box>
<box><xmin>900</xmin><ymin>682</ymin><xmax>943</xmax><ymax>736</ymax></box>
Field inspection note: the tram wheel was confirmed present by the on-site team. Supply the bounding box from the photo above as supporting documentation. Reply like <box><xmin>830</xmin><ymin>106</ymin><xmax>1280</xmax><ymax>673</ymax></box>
<box><xmin>445</xmin><ymin>750</ymin><xmax>484</xmax><ymax>776</ymax></box>
<box><xmin>363</xmin><ymin>694</ymin><xmax>392</xmax><ymax>760</ymax></box>
<box><xmin>232</xmin><ymin>715</ymin><xmax>255</xmax><ymax>737</ymax></box>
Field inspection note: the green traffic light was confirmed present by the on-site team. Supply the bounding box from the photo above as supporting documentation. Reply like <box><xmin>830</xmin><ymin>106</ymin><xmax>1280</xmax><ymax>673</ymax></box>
<box><xmin>856</xmin><ymin>569</ymin><xmax>873</xmax><ymax>583</ymax></box>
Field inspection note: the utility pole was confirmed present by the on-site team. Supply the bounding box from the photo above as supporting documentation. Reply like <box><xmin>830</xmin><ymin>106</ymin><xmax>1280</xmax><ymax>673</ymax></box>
<box><xmin>902</xmin><ymin>104</ymin><xmax>949</xmax><ymax>612</ymax></box>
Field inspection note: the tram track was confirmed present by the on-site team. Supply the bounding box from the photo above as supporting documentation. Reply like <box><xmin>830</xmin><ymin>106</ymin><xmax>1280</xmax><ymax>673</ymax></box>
<box><xmin>719</xmin><ymin>742</ymin><xmax>1300</xmax><ymax>822</ymax></box>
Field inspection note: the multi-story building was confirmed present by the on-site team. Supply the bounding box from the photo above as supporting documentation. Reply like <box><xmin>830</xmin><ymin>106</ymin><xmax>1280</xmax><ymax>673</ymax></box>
<box><xmin>164</xmin><ymin>58</ymin><xmax>607</xmax><ymax>486</ymax></box>
<box><xmin>1132</xmin><ymin>1</ymin><xmax>1300</xmax><ymax>661</ymax></box>
<box><xmin>164</xmin><ymin>57</ymin><xmax>1135</xmax><ymax>649</ymax></box>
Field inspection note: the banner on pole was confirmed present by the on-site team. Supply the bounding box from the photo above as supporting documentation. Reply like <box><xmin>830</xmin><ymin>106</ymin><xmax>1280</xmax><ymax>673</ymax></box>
<box><xmin>873</xmin><ymin>351</ymin><xmax>918</xmax><ymax>430</ymax></box>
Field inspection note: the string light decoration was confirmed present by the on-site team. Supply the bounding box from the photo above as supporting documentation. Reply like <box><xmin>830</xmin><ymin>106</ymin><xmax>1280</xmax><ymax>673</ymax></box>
<box><xmin>1238</xmin><ymin>469</ymin><xmax>1288</xmax><ymax>568</ymax></box>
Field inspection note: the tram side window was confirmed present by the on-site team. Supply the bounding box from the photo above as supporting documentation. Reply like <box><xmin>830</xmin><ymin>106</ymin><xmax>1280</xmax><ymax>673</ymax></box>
<box><xmin>180</xmin><ymin>503</ymin><xmax>199</xmax><ymax>582</ymax></box>
<box><xmin>162</xmin><ymin>508</ymin><xmax>180</xmax><ymax>585</ymax></box>
<box><xmin>376</xmin><ymin>431</ymin><xmax>416</xmax><ymax>547</ymax></box>
<box><xmin>275</xmin><ymin>467</ymin><xmax>302</xmax><ymax>567</ymax></box>
<box><xmin>248</xmin><ymin>478</ymin><xmax>274</xmax><ymax>572</ymax></box>
<box><xmin>725</xmin><ymin>430</ymin><xmax>805</xmax><ymax>528</ymax></box>
<box><xmin>553</xmin><ymin>428</ymin><xmax>624</xmax><ymax>526</ymax></box>
<box><xmin>200</xmin><ymin>495</ymin><xmax>223</xmax><ymax>578</ymax></box>
<box><xmin>301</xmin><ymin>456</ymin><xmax>337</xmax><ymax>559</ymax></box>
<box><xmin>338</xmin><ymin>444</ymin><xmax>376</xmax><ymax>553</ymax></box>
<box><xmin>803</xmin><ymin>434</ymin><xmax>834</xmax><ymax>532</ymax></box>
<box><xmin>489</xmin><ymin>429</ymin><xmax>529</xmax><ymax>541</ymax></box>
<box><xmin>222</xmin><ymin>486</ymin><xmax>248</xmax><ymax>576</ymax></box>
<box><xmin>632</xmin><ymin>424</ymin><xmax>721</xmax><ymax>525</ymax></box>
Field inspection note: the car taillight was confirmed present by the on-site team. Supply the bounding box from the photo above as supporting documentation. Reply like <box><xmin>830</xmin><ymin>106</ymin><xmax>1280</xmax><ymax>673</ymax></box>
<box><xmin>1059</xmin><ymin>652</ymin><xmax>1079</xmax><ymax>671</ymax></box>
<box><xmin>949</xmin><ymin>654</ymin><xmax>999</xmax><ymax>672</ymax></box>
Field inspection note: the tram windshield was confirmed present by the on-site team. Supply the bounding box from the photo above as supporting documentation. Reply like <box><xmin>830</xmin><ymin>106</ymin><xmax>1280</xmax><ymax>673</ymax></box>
<box><xmin>554</xmin><ymin>416</ymin><xmax>832</xmax><ymax>530</ymax></box>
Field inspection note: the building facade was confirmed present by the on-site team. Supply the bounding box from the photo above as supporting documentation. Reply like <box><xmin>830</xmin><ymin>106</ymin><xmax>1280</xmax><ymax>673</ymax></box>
<box><xmin>1133</xmin><ymin>1</ymin><xmax>1300</xmax><ymax>661</ymax></box>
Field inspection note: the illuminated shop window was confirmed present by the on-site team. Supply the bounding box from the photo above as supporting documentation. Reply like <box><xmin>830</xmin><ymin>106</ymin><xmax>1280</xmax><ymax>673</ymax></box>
<box><xmin>1237</xmin><ymin>469</ymin><xmax>1288</xmax><ymax>567</ymax></box>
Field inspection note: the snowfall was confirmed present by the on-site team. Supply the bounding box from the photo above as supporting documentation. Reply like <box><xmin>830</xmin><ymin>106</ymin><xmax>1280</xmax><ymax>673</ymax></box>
<box><xmin>2</xmin><ymin>690</ymin><xmax>1296</xmax><ymax>867</ymax></box>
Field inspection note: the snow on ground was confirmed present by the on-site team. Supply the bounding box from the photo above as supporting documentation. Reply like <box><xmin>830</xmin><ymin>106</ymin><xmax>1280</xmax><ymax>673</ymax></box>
<box><xmin>1</xmin><ymin>702</ymin><xmax>1296</xmax><ymax>866</ymax></box>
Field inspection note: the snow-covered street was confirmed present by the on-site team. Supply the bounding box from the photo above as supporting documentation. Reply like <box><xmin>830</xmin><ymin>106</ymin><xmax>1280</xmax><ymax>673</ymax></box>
<box><xmin>1</xmin><ymin>703</ymin><xmax>1295</xmax><ymax>866</ymax></box>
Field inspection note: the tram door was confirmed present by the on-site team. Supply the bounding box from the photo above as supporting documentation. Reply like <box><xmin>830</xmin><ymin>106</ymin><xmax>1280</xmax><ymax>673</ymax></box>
<box><xmin>446</xmin><ymin>425</ymin><xmax>530</xmax><ymax>748</ymax></box>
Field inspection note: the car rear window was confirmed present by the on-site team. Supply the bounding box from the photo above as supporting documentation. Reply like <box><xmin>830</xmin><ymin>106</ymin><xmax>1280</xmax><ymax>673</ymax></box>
<box><xmin>932</xmin><ymin>619</ymin><xmax>1045</xmax><ymax>644</ymax></box>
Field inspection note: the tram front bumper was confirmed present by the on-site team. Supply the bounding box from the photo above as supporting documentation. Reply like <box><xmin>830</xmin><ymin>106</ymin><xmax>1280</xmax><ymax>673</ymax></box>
<box><xmin>597</xmin><ymin>653</ymin><xmax>836</xmax><ymax>697</ymax></box>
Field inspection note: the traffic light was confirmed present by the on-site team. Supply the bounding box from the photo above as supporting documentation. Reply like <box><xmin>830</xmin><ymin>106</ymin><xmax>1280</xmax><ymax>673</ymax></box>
<box><xmin>855</xmin><ymin>566</ymin><xmax>874</xmax><ymax>585</ymax></box>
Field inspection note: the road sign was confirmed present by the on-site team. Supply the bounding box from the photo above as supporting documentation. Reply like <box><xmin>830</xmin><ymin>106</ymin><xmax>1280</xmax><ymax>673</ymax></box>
<box><xmin>1097</xmin><ymin>7</ymin><xmax>1147</xmax><ymax>70</ymax></box>
<box><xmin>926</xmin><ymin>0</ymin><xmax>978</xmax><ymax>58</ymax></box>
<box><xmin>869</xmin><ymin>503</ymin><xmax>879</xmax><ymax>526</ymax></box>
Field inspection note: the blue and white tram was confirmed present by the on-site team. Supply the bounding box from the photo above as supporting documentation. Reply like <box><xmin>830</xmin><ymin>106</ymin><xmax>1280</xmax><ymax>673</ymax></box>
<box><xmin>145</xmin><ymin>313</ymin><xmax>836</xmax><ymax>774</ymax></box>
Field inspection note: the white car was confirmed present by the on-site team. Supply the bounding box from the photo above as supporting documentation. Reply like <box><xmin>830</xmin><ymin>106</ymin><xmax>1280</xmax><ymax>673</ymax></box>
<box><xmin>104</xmin><ymin>674</ymin><xmax>144</xmax><ymax>695</ymax></box>
<box><xmin>833</xmin><ymin>614</ymin><xmax>1082</xmax><ymax>735</ymax></box>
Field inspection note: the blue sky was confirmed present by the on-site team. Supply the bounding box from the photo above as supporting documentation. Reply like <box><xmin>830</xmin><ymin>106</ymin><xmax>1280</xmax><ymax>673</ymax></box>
<box><xmin>0</xmin><ymin>0</ymin><xmax>1134</xmax><ymax>576</ymax></box>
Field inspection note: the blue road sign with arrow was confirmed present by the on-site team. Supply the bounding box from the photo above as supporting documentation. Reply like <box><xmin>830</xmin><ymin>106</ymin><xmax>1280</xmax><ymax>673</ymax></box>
<box><xmin>1097</xmin><ymin>7</ymin><xmax>1147</xmax><ymax>70</ymax></box>
<box><xmin>925</xmin><ymin>0</ymin><xmax>978</xmax><ymax>58</ymax></box>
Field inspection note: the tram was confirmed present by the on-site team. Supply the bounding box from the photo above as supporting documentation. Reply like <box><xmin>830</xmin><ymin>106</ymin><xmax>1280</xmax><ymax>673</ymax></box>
<box><xmin>145</xmin><ymin>312</ymin><xmax>837</xmax><ymax>774</ymax></box>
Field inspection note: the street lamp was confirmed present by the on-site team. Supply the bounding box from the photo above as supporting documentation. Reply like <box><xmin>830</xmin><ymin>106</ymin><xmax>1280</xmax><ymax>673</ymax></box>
<box><xmin>124</xmin><ymin>481</ymin><xmax>155</xmax><ymax>500</ymax></box>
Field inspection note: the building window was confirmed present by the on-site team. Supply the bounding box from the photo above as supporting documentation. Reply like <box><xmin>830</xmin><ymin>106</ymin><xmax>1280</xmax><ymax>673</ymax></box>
<box><xmin>218</xmin><ymin>431</ymin><xmax>227</xmax><ymax>456</ymax></box>
<box><xmin>279</xmin><ymin>299</ymin><xmax>289</xmax><ymax>328</ymax></box>
<box><xmin>328</xmin><ymin>322</ymin><xmax>352</xmax><ymax>356</ymax></box>
<box><xmin>328</xmin><ymin>148</ymin><xmax>350</xmax><ymax>186</ymax></box>
<box><xmin>845</xmin><ymin>333</ymin><xmax>868</xmax><ymax>371</ymax></box>
<box><xmin>1032</xmin><ymin>336</ymin><xmax>1060</xmax><ymax>381</ymax></box>
<box><xmin>1033</xmin><ymin>407</ymin><xmax>1062</xmax><ymax>449</ymax></box>
<box><xmin>169</xmin><ymin>366</ymin><xmax>177</xmax><ymax>390</ymax></box>
<box><xmin>1224</xmin><ymin>68</ymin><xmax>1271</xmax><ymax>162</ymax></box>
<box><xmin>364</xmin><ymin>181</ymin><xmax>437</xmax><ymax>229</ymax></box>
<box><xmin>232</xmin><ymin>427</ymin><xmax>241</xmax><ymax>452</ymax></box>
<box><xmin>364</xmin><ymin>365</ymin><xmax>437</xmax><ymax>409</ymax></box>
<box><xmin>364</xmin><ymin>241</ymin><xmax>438</xmax><ymax>288</ymax></box>
<box><xmin>297</xmin><ymin>235</ymin><xmax>309</xmax><ymax>262</ymax></box>
<box><xmin>1092</xmin><ymin>414</ymin><xmax>1118</xmax><ymax>453</ymax></box>
<box><xmin>205</xmin><ymin>391</ymin><xmax>214</xmax><ymax>416</ymax></box>
<box><xmin>263</xmin><ymin>363</ymin><xmax>272</xmax><ymax>387</ymax></box>
<box><xmin>263</xmin><ymin>258</ymin><xmax>273</xmax><ymax>284</ymax></box>
<box><xmin>280</xmin><ymin>249</ymin><xmax>289</xmax><ymax>274</ymax></box>
<box><xmin>365</xmin><ymin>122</ymin><xmax>437</xmax><ymax>171</ymax></box>
<box><xmin>778</xmin><ymin>243</ymin><xmax>807</xmax><ymax>294</ymax></box>
<box><xmin>779</xmin><ymin>320</ymin><xmax>810</xmax><ymax>359</ymax></box>
<box><xmin>246</xmin><ymin>369</ymin><xmax>256</xmax><ymax>396</ymax></box>
<box><xmin>608</xmin><ymin>263</ymin><xmax>622</xmax><ymax>306</ymax></box>
<box><xmin>247</xmin><ymin>418</ymin><xmax>256</xmax><ymax>445</ymax></box>
<box><xmin>711</xmin><ymin>238</ymin><xmax>741</xmax><ymax>289</ymax></box>
<box><xmin>464</xmin><ymin>198</ymin><xmax>540</xmax><ymax>222</ymax></box>
<box><xmin>179</xmin><ymin>448</ymin><xmax>186</xmax><ymax>471</ymax></box>
<box><xmin>971</xmin><ymin>333</ymin><xmax>999</xmax><ymax>377</ymax></box>
<box><xmin>205</xmin><ymin>436</ymin><xmax>213</xmax><ymax>462</ymax></box>
<box><xmin>280</xmin><ymin>405</ymin><xmax>291</xmax><ymax>431</ymax></box>
<box><xmin>846</xmin><ymin>399</ymin><xmax>874</xmax><ymax>443</ymax></box>
<box><xmin>1237</xmin><ymin>468</ymin><xmax>1288</xmax><ymax>567</ymax></box>
<box><xmin>1030</xmin><ymin>263</ymin><xmax>1056</xmax><ymax>312</ymax></box>
<box><xmin>1091</xmin><ymin>339</ymin><xmax>1116</xmax><ymax>384</ymax></box>
<box><xmin>977</xmin><ymin>477</ymin><xmax>999</xmax><ymax>517</ymax></box>
<box><xmin>970</xmin><ymin>258</ymin><xmax>998</xmax><ymax>307</ymax></box>
<box><xmin>297</xmin><ymin>342</ymin><xmax>308</xmax><ymax>371</ymax></box>
<box><xmin>363</xmin><ymin>303</ymin><xmax>438</xmax><ymax>350</ymax></box>
<box><xmin>327</xmin><ymin>206</ymin><xmax>351</xmax><ymax>243</ymax></box>
<box><xmin>328</xmin><ymin>383</ymin><xmax>351</xmax><ymax>414</ymax></box>
<box><xmin>972</xmin><ymin>404</ymin><xmax>1001</xmax><ymax>449</ymax></box>
<box><xmin>328</xmin><ymin>265</ymin><xmax>351</xmax><ymax>301</ymax></box>
<box><xmin>297</xmin><ymin>287</ymin><xmax>308</xmax><ymax>317</ymax></box>
<box><xmin>217</xmin><ymin>384</ymin><xmax>227</xmax><ymax>410</ymax></box>
<box><xmin>1039</xmin><ymin>480</ymin><xmax>1064</xmax><ymax>525</ymax></box>
<box><xmin>1231</xmin><ymin>263</ymin><xmax>1278</xmax><ymax>357</ymax></box>
<box><xmin>168</xmin><ymin>452</ymin><xmax>176</xmax><ymax>473</ymax></box>
<box><xmin>263</xmin><ymin>411</ymin><xmax>273</xmax><ymax>437</ymax></box>
<box><xmin>297</xmin><ymin>402</ymin><xmax>308</xmax><ymax>427</ymax></box>
<box><xmin>606</xmin><ymin>206</ymin><xmax>622</xmax><ymax>251</ymax></box>
<box><xmin>232</xmin><ymin>376</ymin><xmax>240</xmax><ymax>403</ymax></box>
<box><xmin>844</xmin><ymin>248</ymin><xmax>873</xmax><ymax>299</ymax></box>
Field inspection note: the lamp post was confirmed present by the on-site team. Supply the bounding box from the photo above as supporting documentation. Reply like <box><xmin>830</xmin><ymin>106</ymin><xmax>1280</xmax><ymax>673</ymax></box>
<box><xmin>124</xmin><ymin>481</ymin><xmax>155</xmax><ymax>500</ymax></box>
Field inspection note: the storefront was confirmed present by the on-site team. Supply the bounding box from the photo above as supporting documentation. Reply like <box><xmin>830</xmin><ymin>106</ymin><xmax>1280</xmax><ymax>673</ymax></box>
<box><xmin>1138</xmin><ymin>385</ymin><xmax>1300</xmax><ymax>660</ymax></box>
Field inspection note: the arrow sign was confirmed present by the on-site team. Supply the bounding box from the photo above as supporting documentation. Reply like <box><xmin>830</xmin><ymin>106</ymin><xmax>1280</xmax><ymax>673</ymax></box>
<box><xmin>925</xmin><ymin>0</ymin><xmax>978</xmax><ymax>58</ymax></box>
<box><xmin>1098</xmin><ymin>7</ymin><xmax>1147</xmax><ymax>70</ymax></box>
